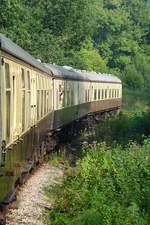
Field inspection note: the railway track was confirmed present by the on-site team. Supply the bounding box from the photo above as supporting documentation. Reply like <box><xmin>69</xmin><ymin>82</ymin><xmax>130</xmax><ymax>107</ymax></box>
<box><xmin>5</xmin><ymin>119</ymin><xmax>94</xmax><ymax>225</ymax></box>
<box><xmin>6</xmin><ymin>163</ymin><xmax>64</xmax><ymax>225</ymax></box>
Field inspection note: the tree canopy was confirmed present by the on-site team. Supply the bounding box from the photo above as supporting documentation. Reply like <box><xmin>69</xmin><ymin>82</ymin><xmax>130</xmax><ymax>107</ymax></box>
<box><xmin>0</xmin><ymin>0</ymin><xmax>150</xmax><ymax>89</ymax></box>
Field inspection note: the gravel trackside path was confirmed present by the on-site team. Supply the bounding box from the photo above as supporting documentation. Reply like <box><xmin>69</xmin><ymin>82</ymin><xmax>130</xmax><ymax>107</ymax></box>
<box><xmin>6</xmin><ymin>164</ymin><xmax>64</xmax><ymax>225</ymax></box>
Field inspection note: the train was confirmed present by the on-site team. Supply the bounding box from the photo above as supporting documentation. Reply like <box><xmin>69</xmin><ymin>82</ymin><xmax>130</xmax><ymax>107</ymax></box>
<box><xmin>0</xmin><ymin>33</ymin><xmax>122</xmax><ymax>222</ymax></box>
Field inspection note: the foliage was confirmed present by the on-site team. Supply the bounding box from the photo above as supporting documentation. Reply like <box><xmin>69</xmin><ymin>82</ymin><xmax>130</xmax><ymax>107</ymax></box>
<box><xmin>47</xmin><ymin>140</ymin><xmax>150</xmax><ymax>225</ymax></box>
<box><xmin>94</xmin><ymin>99</ymin><xmax>150</xmax><ymax>146</ymax></box>
<box><xmin>0</xmin><ymin>0</ymin><xmax>150</xmax><ymax>91</ymax></box>
<box><xmin>46</xmin><ymin>97</ymin><xmax>150</xmax><ymax>224</ymax></box>
<box><xmin>67</xmin><ymin>40</ymin><xmax>108</xmax><ymax>73</ymax></box>
<box><xmin>94</xmin><ymin>0</ymin><xmax>150</xmax><ymax>90</ymax></box>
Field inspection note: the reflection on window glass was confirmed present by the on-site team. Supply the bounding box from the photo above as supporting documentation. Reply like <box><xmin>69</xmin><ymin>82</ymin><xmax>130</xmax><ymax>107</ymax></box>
<box><xmin>22</xmin><ymin>91</ymin><xmax>25</xmax><ymax>131</ymax></box>
<box><xmin>98</xmin><ymin>89</ymin><xmax>101</xmax><ymax>99</ymax></box>
<box><xmin>112</xmin><ymin>90</ymin><xmax>114</xmax><ymax>98</ymax></box>
<box><xmin>37</xmin><ymin>91</ymin><xmax>40</xmax><ymax>120</ymax></box>
<box><xmin>27</xmin><ymin>71</ymin><xmax>30</xmax><ymax>90</ymax></box>
<box><xmin>6</xmin><ymin>91</ymin><xmax>11</xmax><ymax>143</ymax></box>
<box><xmin>47</xmin><ymin>91</ymin><xmax>49</xmax><ymax>113</ymax></box>
<box><xmin>27</xmin><ymin>91</ymin><xmax>31</xmax><ymax>127</ymax></box>
<box><xmin>85</xmin><ymin>90</ymin><xmax>87</xmax><ymax>102</ymax></box>
<box><xmin>67</xmin><ymin>90</ymin><xmax>70</xmax><ymax>106</ymax></box>
<box><xmin>94</xmin><ymin>89</ymin><xmax>97</xmax><ymax>100</ymax></box>
<box><xmin>41</xmin><ymin>90</ymin><xmax>43</xmax><ymax>117</ymax></box>
<box><xmin>44</xmin><ymin>90</ymin><xmax>46</xmax><ymax>114</ymax></box>
<box><xmin>109</xmin><ymin>90</ymin><xmax>111</xmax><ymax>98</ymax></box>
<box><xmin>49</xmin><ymin>90</ymin><xmax>52</xmax><ymax>111</ymax></box>
<box><xmin>105</xmin><ymin>90</ymin><xmax>107</xmax><ymax>99</ymax></box>
<box><xmin>5</xmin><ymin>63</ymin><xmax>10</xmax><ymax>88</ymax></box>
<box><xmin>102</xmin><ymin>90</ymin><xmax>104</xmax><ymax>99</ymax></box>
<box><xmin>21</xmin><ymin>68</ymin><xmax>25</xmax><ymax>88</ymax></box>
<box><xmin>88</xmin><ymin>90</ymin><xmax>90</xmax><ymax>101</ymax></box>
<box><xmin>71</xmin><ymin>90</ymin><xmax>74</xmax><ymax>105</ymax></box>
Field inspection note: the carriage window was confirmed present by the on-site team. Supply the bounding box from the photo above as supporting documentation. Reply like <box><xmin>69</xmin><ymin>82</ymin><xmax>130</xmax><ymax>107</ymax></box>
<box><xmin>102</xmin><ymin>89</ymin><xmax>104</xmax><ymax>99</ymax></box>
<box><xmin>44</xmin><ymin>90</ymin><xmax>47</xmax><ymax>114</ymax></box>
<box><xmin>105</xmin><ymin>90</ymin><xmax>107</xmax><ymax>99</ymax></box>
<box><xmin>5</xmin><ymin>63</ymin><xmax>10</xmax><ymax>88</ymax></box>
<box><xmin>46</xmin><ymin>91</ymin><xmax>49</xmax><ymax>113</ymax></box>
<box><xmin>41</xmin><ymin>90</ymin><xmax>44</xmax><ymax>117</ymax></box>
<box><xmin>94</xmin><ymin>89</ymin><xmax>97</xmax><ymax>100</ymax></box>
<box><xmin>26</xmin><ymin>71</ymin><xmax>31</xmax><ymax>128</ymax></box>
<box><xmin>37</xmin><ymin>91</ymin><xmax>40</xmax><ymax>120</ymax></box>
<box><xmin>27</xmin><ymin>71</ymin><xmax>30</xmax><ymax>90</ymax></box>
<box><xmin>26</xmin><ymin>91</ymin><xmax>31</xmax><ymax>127</ymax></box>
<box><xmin>98</xmin><ymin>89</ymin><xmax>101</xmax><ymax>99</ymax></box>
<box><xmin>5</xmin><ymin>63</ymin><xmax>11</xmax><ymax>143</ymax></box>
<box><xmin>21</xmin><ymin>69</ymin><xmax>25</xmax><ymax>131</ymax></box>
<box><xmin>109</xmin><ymin>89</ymin><xmax>111</xmax><ymax>98</ymax></box>
<box><xmin>67</xmin><ymin>90</ymin><xmax>70</xmax><ymax>106</ymax></box>
<box><xmin>22</xmin><ymin>91</ymin><xmax>25</xmax><ymax>131</ymax></box>
<box><xmin>21</xmin><ymin>69</ymin><xmax>25</xmax><ymax>88</ymax></box>
<box><xmin>112</xmin><ymin>90</ymin><xmax>114</xmax><ymax>98</ymax></box>
<box><xmin>71</xmin><ymin>89</ymin><xmax>74</xmax><ymax>105</ymax></box>
<box><xmin>39</xmin><ymin>77</ymin><xmax>41</xmax><ymax>89</ymax></box>
<box><xmin>85</xmin><ymin>90</ymin><xmax>87</xmax><ymax>102</ymax></box>
<box><xmin>49</xmin><ymin>90</ymin><xmax>52</xmax><ymax>111</ymax></box>
<box><xmin>40</xmin><ymin>77</ymin><xmax>43</xmax><ymax>89</ymax></box>
<box><xmin>43</xmin><ymin>77</ymin><xmax>45</xmax><ymax>89</ymax></box>
<box><xmin>88</xmin><ymin>90</ymin><xmax>90</xmax><ymax>101</ymax></box>
<box><xmin>6</xmin><ymin>92</ymin><xmax>11</xmax><ymax>143</ymax></box>
<box><xmin>63</xmin><ymin>90</ymin><xmax>66</xmax><ymax>107</ymax></box>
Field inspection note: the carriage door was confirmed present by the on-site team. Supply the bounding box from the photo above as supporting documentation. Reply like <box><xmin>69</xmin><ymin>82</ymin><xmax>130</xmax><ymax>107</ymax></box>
<box><xmin>31</xmin><ymin>73</ymin><xmax>37</xmax><ymax>125</ymax></box>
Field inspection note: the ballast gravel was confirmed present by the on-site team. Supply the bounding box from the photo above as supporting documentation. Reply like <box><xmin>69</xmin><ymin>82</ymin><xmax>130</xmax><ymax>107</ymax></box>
<box><xmin>6</xmin><ymin>164</ymin><xmax>64</xmax><ymax>225</ymax></box>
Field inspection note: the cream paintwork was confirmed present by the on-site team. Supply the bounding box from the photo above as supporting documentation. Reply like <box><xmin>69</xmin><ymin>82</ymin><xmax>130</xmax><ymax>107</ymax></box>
<box><xmin>91</xmin><ymin>82</ymin><xmax>122</xmax><ymax>101</ymax></box>
<box><xmin>54</xmin><ymin>79</ymin><xmax>122</xmax><ymax>111</ymax></box>
<box><xmin>1</xmin><ymin>51</ymin><xmax>121</xmax><ymax>147</ymax></box>
<box><xmin>1</xmin><ymin>52</ymin><xmax>53</xmax><ymax>147</ymax></box>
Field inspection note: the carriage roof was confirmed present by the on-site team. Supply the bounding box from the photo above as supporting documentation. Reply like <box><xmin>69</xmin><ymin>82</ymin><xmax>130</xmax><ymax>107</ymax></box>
<box><xmin>44</xmin><ymin>64</ymin><xmax>122</xmax><ymax>84</ymax></box>
<box><xmin>0</xmin><ymin>33</ymin><xmax>121</xmax><ymax>84</ymax></box>
<box><xmin>0</xmin><ymin>33</ymin><xmax>51</xmax><ymax>75</ymax></box>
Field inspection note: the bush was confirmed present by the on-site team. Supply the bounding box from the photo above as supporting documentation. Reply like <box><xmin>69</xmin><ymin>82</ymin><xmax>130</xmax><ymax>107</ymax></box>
<box><xmin>93</xmin><ymin>105</ymin><xmax>150</xmax><ymax>147</ymax></box>
<box><xmin>47</xmin><ymin>140</ymin><xmax>150</xmax><ymax>225</ymax></box>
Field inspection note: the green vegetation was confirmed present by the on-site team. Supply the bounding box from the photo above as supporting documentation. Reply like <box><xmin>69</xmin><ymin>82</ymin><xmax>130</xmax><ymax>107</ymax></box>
<box><xmin>47</xmin><ymin>140</ymin><xmax>150</xmax><ymax>225</ymax></box>
<box><xmin>45</xmin><ymin>93</ymin><xmax>150</xmax><ymax>225</ymax></box>
<box><xmin>1</xmin><ymin>1</ymin><xmax>150</xmax><ymax>224</ymax></box>
<box><xmin>0</xmin><ymin>0</ymin><xmax>150</xmax><ymax>90</ymax></box>
<box><xmin>45</xmin><ymin>101</ymin><xmax>150</xmax><ymax>225</ymax></box>
<box><xmin>94</xmin><ymin>109</ymin><xmax>150</xmax><ymax>147</ymax></box>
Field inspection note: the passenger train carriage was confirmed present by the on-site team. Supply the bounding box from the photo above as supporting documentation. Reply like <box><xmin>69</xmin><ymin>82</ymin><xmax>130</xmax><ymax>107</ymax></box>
<box><xmin>0</xmin><ymin>33</ymin><xmax>122</xmax><ymax>215</ymax></box>
<box><xmin>45</xmin><ymin>64</ymin><xmax>122</xmax><ymax>129</ymax></box>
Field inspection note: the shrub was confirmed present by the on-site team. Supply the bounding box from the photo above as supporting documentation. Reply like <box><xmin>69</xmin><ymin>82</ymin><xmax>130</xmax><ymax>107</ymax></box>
<box><xmin>47</xmin><ymin>140</ymin><xmax>150</xmax><ymax>225</ymax></box>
